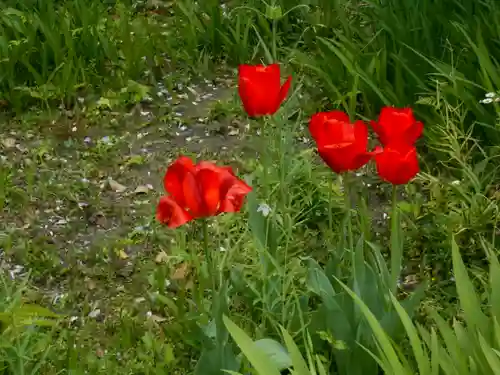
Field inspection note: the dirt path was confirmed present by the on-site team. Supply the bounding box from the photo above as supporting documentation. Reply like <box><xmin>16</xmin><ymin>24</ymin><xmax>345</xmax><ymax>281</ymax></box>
<box><xmin>0</xmin><ymin>73</ymin><xmax>254</xmax><ymax>317</ymax></box>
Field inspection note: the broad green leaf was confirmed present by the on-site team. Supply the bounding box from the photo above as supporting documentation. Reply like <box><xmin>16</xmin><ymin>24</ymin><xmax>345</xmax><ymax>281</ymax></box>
<box><xmin>333</xmin><ymin>276</ymin><xmax>410</xmax><ymax>375</ymax></box>
<box><xmin>280</xmin><ymin>326</ymin><xmax>310</xmax><ymax>375</ymax></box>
<box><xmin>478</xmin><ymin>333</ymin><xmax>500</xmax><ymax>375</ymax></box>
<box><xmin>254</xmin><ymin>338</ymin><xmax>292</xmax><ymax>371</ymax></box>
<box><xmin>483</xmin><ymin>239</ymin><xmax>500</xmax><ymax>320</ymax></box>
<box><xmin>223</xmin><ymin>316</ymin><xmax>281</xmax><ymax>375</ymax></box>
<box><xmin>195</xmin><ymin>345</ymin><xmax>239</xmax><ymax>375</ymax></box>
<box><xmin>366</xmin><ymin>241</ymin><xmax>391</xmax><ymax>289</ymax></box>
<box><xmin>306</xmin><ymin>259</ymin><xmax>338</xmax><ymax>310</ymax></box>
<box><xmin>430</xmin><ymin>328</ymin><xmax>440</xmax><ymax>375</ymax></box>
<box><xmin>389</xmin><ymin>293</ymin><xmax>431</xmax><ymax>375</ymax></box>
<box><xmin>431</xmin><ymin>311</ymin><xmax>466</xmax><ymax>372</ymax></box>
<box><xmin>451</xmin><ymin>237</ymin><xmax>488</xmax><ymax>335</ymax></box>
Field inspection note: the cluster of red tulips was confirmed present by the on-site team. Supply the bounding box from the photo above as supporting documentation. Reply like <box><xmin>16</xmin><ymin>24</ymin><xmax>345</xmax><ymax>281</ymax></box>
<box><xmin>156</xmin><ymin>64</ymin><xmax>423</xmax><ymax>228</ymax></box>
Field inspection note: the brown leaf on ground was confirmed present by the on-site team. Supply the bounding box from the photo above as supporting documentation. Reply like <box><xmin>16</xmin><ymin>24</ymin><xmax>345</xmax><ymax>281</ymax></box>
<box><xmin>170</xmin><ymin>262</ymin><xmax>190</xmax><ymax>281</ymax></box>
<box><xmin>155</xmin><ymin>251</ymin><xmax>168</xmax><ymax>264</ymax></box>
<box><xmin>2</xmin><ymin>137</ymin><xmax>16</xmax><ymax>149</ymax></box>
<box><xmin>108</xmin><ymin>178</ymin><xmax>127</xmax><ymax>193</ymax></box>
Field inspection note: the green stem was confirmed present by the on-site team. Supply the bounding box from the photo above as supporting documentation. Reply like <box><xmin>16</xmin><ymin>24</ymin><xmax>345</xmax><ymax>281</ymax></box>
<box><xmin>343</xmin><ymin>173</ymin><xmax>354</xmax><ymax>250</ymax></box>
<box><xmin>328</xmin><ymin>180</ymin><xmax>333</xmax><ymax>232</ymax></box>
<box><xmin>272</xmin><ymin>19</ymin><xmax>277</xmax><ymax>62</ymax></box>
<box><xmin>202</xmin><ymin>219</ymin><xmax>215</xmax><ymax>292</ymax></box>
<box><xmin>390</xmin><ymin>185</ymin><xmax>401</xmax><ymax>295</ymax></box>
<box><xmin>260</xmin><ymin>117</ymin><xmax>269</xmax><ymax>188</ymax></box>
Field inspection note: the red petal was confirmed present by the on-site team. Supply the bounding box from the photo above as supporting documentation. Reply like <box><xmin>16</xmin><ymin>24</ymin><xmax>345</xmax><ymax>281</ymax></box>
<box><xmin>406</xmin><ymin>120</ymin><xmax>424</xmax><ymax>144</ymax></box>
<box><xmin>374</xmin><ymin>107</ymin><xmax>423</xmax><ymax>145</ymax></box>
<box><xmin>164</xmin><ymin>156</ymin><xmax>195</xmax><ymax>207</ymax></box>
<box><xmin>318</xmin><ymin>122</ymin><xmax>371</xmax><ymax>174</ymax></box>
<box><xmin>309</xmin><ymin>111</ymin><xmax>352</xmax><ymax>148</ymax></box>
<box><xmin>369</xmin><ymin>119</ymin><xmax>386</xmax><ymax>143</ymax></box>
<box><xmin>182</xmin><ymin>172</ymin><xmax>204</xmax><ymax>218</ymax></box>
<box><xmin>375</xmin><ymin>146</ymin><xmax>419</xmax><ymax>185</ymax></box>
<box><xmin>350</xmin><ymin>152</ymin><xmax>372</xmax><ymax>171</ymax></box>
<box><xmin>321</xmin><ymin>120</ymin><xmax>356</xmax><ymax>149</ymax></box>
<box><xmin>238</xmin><ymin>64</ymin><xmax>283</xmax><ymax>117</ymax></box>
<box><xmin>156</xmin><ymin>196</ymin><xmax>193</xmax><ymax>228</ymax></box>
<box><xmin>196</xmin><ymin>168</ymin><xmax>223</xmax><ymax>216</ymax></box>
<box><xmin>353</xmin><ymin>120</ymin><xmax>369</xmax><ymax>150</ymax></box>
<box><xmin>324</xmin><ymin>111</ymin><xmax>350</xmax><ymax>122</ymax></box>
<box><xmin>273</xmin><ymin>75</ymin><xmax>292</xmax><ymax>112</ymax></box>
<box><xmin>379</xmin><ymin>107</ymin><xmax>415</xmax><ymax>128</ymax></box>
<box><xmin>219</xmin><ymin>179</ymin><xmax>252</xmax><ymax>213</ymax></box>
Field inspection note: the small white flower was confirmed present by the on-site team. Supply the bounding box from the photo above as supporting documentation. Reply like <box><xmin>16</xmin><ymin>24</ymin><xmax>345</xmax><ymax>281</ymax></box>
<box><xmin>257</xmin><ymin>203</ymin><xmax>272</xmax><ymax>217</ymax></box>
<box><xmin>451</xmin><ymin>180</ymin><xmax>461</xmax><ymax>186</ymax></box>
<box><xmin>101</xmin><ymin>136</ymin><xmax>112</xmax><ymax>145</ymax></box>
<box><xmin>481</xmin><ymin>98</ymin><xmax>494</xmax><ymax>104</ymax></box>
<box><xmin>88</xmin><ymin>309</ymin><xmax>101</xmax><ymax>318</ymax></box>
<box><xmin>486</xmin><ymin>92</ymin><xmax>496</xmax><ymax>98</ymax></box>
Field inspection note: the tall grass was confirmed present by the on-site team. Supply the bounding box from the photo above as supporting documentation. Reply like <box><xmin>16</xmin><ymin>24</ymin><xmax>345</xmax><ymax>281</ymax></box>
<box><xmin>4</xmin><ymin>0</ymin><xmax>500</xmax><ymax>146</ymax></box>
<box><xmin>0</xmin><ymin>0</ymin><xmax>169</xmax><ymax>110</ymax></box>
<box><xmin>169</xmin><ymin>0</ymin><xmax>500</xmax><ymax>148</ymax></box>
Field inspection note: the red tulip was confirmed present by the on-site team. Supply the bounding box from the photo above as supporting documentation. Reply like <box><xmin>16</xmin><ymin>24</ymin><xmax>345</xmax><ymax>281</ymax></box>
<box><xmin>238</xmin><ymin>64</ymin><xmax>292</xmax><ymax>117</ymax></box>
<box><xmin>370</xmin><ymin>107</ymin><xmax>423</xmax><ymax>146</ymax></box>
<box><xmin>309</xmin><ymin>111</ymin><xmax>372</xmax><ymax>173</ymax></box>
<box><xmin>156</xmin><ymin>156</ymin><xmax>252</xmax><ymax>228</ymax></box>
<box><xmin>374</xmin><ymin>145</ymin><xmax>419</xmax><ymax>185</ymax></box>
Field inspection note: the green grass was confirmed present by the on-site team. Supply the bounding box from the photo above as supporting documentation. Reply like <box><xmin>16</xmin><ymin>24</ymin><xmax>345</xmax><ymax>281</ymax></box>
<box><xmin>1</xmin><ymin>0</ymin><xmax>500</xmax><ymax>374</ymax></box>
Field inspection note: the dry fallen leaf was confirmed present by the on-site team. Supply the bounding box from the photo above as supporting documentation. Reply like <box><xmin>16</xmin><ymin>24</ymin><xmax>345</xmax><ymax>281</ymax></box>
<box><xmin>117</xmin><ymin>249</ymin><xmax>129</xmax><ymax>259</ymax></box>
<box><xmin>2</xmin><ymin>137</ymin><xmax>16</xmax><ymax>149</ymax></box>
<box><xmin>108</xmin><ymin>178</ymin><xmax>127</xmax><ymax>192</ymax></box>
<box><xmin>134</xmin><ymin>184</ymin><xmax>151</xmax><ymax>194</ymax></box>
<box><xmin>170</xmin><ymin>262</ymin><xmax>190</xmax><ymax>281</ymax></box>
<box><xmin>155</xmin><ymin>251</ymin><xmax>168</xmax><ymax>264</ymax></box>
<box><xmin>85</xmin><ymin>278</ymin><xmax>97</xmax><ymax>290</ymax></box>
<box><xmin>149</xmin><ymin>314</ymin><xmax>167</xmax><ymax>323</ymax></box>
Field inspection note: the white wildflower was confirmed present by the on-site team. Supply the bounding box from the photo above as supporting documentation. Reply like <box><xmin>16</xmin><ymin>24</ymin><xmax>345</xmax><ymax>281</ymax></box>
<box><xmin>257</xmin><ymin>203</ymin><xmax>272</xmax><ymax>217</ymax></box>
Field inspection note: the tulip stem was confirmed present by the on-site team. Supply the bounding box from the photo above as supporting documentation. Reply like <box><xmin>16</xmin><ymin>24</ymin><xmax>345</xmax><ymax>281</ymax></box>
<box><xmin>390</xmin><ymin>185</ymin><xmax>402</xmax><ymax>295</ymax></box>
<box><xmin>272</xmin><ymin>19</ymin><xmax>277</xmax><ymax>62</ymax></box>
<box><xmin>202</xmin><ymin>219</ymin><xmax>215</xmax><ymax>292</ymax></box>
<box><xmin>260</xmin><ymin>118</ymin><xmax>269</xmax><ymax>187</ymax></box>
<box><xmin>343</xmin><ymin>173</ymin><xmax>354</xmax><ymax>251</ymax></box>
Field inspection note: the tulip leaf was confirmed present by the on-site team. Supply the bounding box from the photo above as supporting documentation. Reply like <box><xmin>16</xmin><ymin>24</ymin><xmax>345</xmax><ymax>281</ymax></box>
<box><xmin>332</xmin><ymin>275</ymin><xmax>410</xmax><ymax>375</ymax></box>
<box><xmin>223</xmin><ymin>316</ymin><xmax>281</xmax><ymax>375</ymax></box>
<box><xmin>254</xmin><ymin>338</ymin><xmax>292</xmax><ymax>371</ymax></box>
<box><xmin>246</xmin><ymin>190</ymin><xmax>278</xmax><ymax>258</ymax></box>
<box><xmin>280</xmin><ymin>326</ymin><xmax>310</xmax><ymax>375</ymax></box>
<box><xmin>451</xmin><ymin>236</ymin><xmax>488</xmax><ymax>335</ymax></box>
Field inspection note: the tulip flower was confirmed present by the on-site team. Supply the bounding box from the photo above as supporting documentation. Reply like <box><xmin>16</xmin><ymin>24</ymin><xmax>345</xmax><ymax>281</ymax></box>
<box><xmin>309</xmin><ymin>110</ymin><xmax>372</xmax><ymax>173</ymax></box>
<box><xmin>373</xmin><ymin>144</ymin><xmax>419</xmax><ymax>185</ymax></box>
<box><xmin>156</xmin><ymin>156</ymin><xmax>252</xmax><ymax>228</ymax></box>
<box><xmin>370</xmin><ymin>107</ymin><xmax>423</xmax><ymax>146</ymax></box>
<box><xmin>238</xmin><ymin>64</ymin><xmax>292</xmax><ymax>117</ymax></box>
